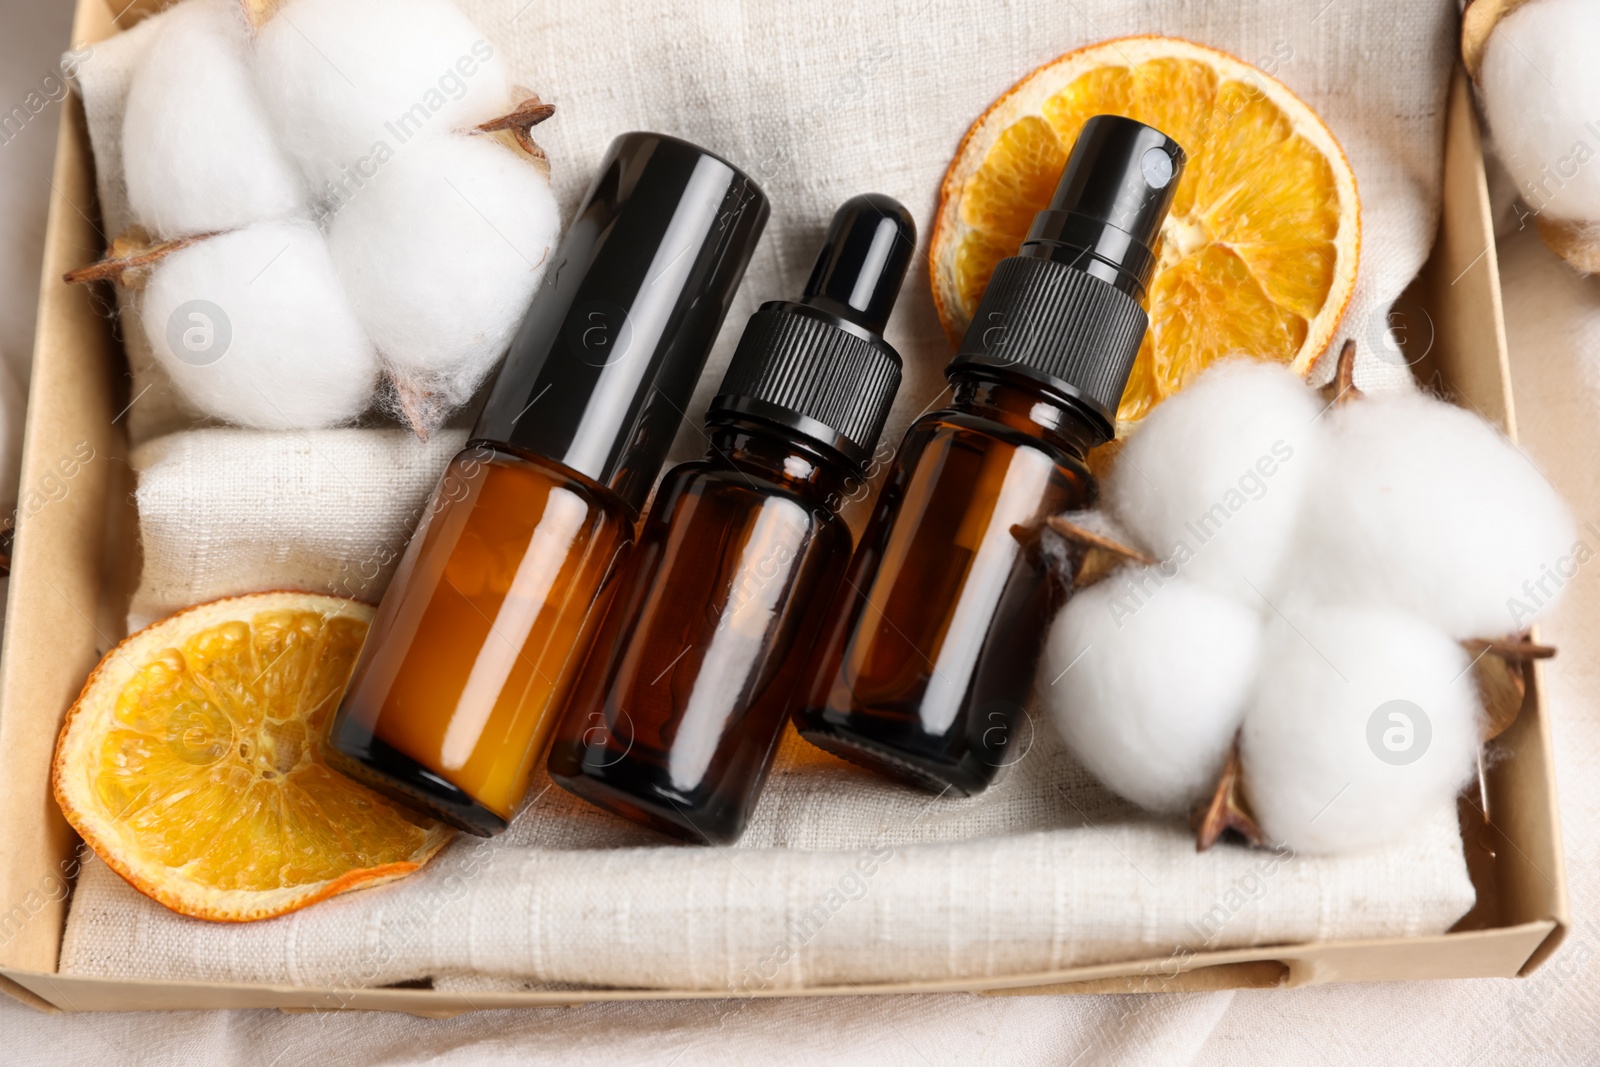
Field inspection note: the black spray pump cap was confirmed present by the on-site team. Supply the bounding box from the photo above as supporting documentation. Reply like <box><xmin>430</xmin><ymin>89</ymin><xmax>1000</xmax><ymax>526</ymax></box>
<box><xmin>1026</xmin><ymin>115</ymin><xmax>1186</xmax><ymax>297</ymax></box>
<box><xmin>472</xmin><ymin>132</ymin><xmax>769</xmax><ymax>514</ymax></box>
<box><xmin>949</xmin><ymin>115</ymin><xmax>1186</xmax><ymax>442</ymax></box>
<box><xmin>708</xmin><ymin>193</ymin><xmax>915</xmax><ymax>470</ymax></box>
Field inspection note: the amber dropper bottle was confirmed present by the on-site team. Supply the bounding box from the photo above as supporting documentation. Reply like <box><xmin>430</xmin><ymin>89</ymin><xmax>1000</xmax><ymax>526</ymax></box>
<box><xmin>325</xmin><ymin>133</ymin><xmax>768</xmax><ymax>835</ymax></box>
<box><xmin>795</xmin><ymin>115</ymin><xmax>1186</xmax><ymax>795</ymax></box>
<box><xmin>547</xmin><ymin>194</ymin><xmax>916</xmax><ymax>844</ymax></box>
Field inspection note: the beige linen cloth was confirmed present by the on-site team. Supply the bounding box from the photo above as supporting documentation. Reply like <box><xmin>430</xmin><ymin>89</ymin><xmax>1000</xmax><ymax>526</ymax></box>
<box><xmin>10</xmin><ymin>172</ymin><xmax>1600</xmax><ymax>1067</ymax></box>
<box><xmin>129</xmin><ymin>428</ymin><xmax>466</xmax><ymax>620</ymax></box>
<box><xmin>55</xmin><ymin>0</ymin><xmax>1478</xmax><ymax>991</ymax></box>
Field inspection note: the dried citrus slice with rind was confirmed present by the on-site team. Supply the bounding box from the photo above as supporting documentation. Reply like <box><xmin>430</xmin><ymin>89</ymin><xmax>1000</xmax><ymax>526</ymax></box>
<box><xmin>931</xmin><ymin>36</ymin><xmax>1359</xmax><ymax>432</ymax></box>
<box><xmin>53</xmin><ymin>591</ymin><xmax>451</xmax><ymax>922</ymax></box>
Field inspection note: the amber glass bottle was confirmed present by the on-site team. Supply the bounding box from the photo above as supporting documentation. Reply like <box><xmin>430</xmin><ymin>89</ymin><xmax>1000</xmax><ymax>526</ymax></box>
<box><xmin>330</xmin><ymin>445</ymin><xmax>635</xmax><ymax>823</ymax></box>
<box><xmin>549</xmin><ymin>194</ymin><xmax>915</xmax><ymax>843</ymax></box>
<box><xmin>326</xmin><ymin>134</ymin><xmax>768</xmax><ymax>835</ymax></box>
<box><xmin>796</xmin><ymin>116</ymin><xmax>1186</xmax><ymax>795</ymax></box>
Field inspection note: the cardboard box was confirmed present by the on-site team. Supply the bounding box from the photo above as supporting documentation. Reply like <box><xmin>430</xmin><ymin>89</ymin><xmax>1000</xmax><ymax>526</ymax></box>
<box><xmin>0</xmin><ymin>0</ymin><xmax>1569</xmax><ymax>1014</ymax></box>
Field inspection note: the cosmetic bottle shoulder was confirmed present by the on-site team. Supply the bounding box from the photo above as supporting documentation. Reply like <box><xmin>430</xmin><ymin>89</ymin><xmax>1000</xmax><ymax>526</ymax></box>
<box><xmin>675</xmin><ymin>421</ymin><xmax>860</xmax><ymax>517</ymax></box>
<box><xmin>462</xmin><ymin>439</ymin><xmax>640</xmax><ymax>528</ymax></box>
<box><xmin>906</xmin><ymin>370</ymin><xmax>1101</xmax><ymax>475</ymax></box>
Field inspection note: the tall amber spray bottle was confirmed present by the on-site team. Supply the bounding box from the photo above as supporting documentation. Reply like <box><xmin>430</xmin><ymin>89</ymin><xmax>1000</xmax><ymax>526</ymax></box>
<box><xmin>326</xmin><ymin>133</ymin><xmax>768</xmax><ymax>835</ymax></box>
<box><xmin>795</xmin><ymin>115</ymin><xmax>1185</xmax><ymax>795</ymax></box>
<box><xmin>547</xmin><ymin>194</ymin><xmax>916</xmax><ymax>843</ymax></box>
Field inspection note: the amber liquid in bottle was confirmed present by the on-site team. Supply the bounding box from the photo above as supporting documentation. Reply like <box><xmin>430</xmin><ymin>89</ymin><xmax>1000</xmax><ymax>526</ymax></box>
<box><xmin>795</xmin><ymin>374</ymin><xmax>1094</xmax><ymax>794</ymax></box>
<box><xmin>797</xmin><ymin>117</ymin><xmax>1186</xmax><ymax>794</ymax></box>
<box><xmin>548</xmin><ymin>424</ymin><xmax>853</xmax><ymax>843</ymax></box>
<box><xmin>327</xmin><ymin>444</ymin><xmax>633</xmax><ymax>833</ymax></box>
<box><xmin>322</xmin><ymin>132</ymin><xmax>769</xmax><ymax>834</ymax></box>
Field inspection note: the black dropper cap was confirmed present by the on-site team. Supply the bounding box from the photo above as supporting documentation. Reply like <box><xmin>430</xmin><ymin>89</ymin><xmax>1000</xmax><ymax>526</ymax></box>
<box><xmin>707</xmin><ymin>193</ymin><xmax>915</xmax><ymax>470</ymax></box>
<box><xmin>949</xmin><ymin>114</ymin><xmax>1185</xmax><ymax>441</ymax></box>
<box><xmin>473</xmin><ymin>132</ymin><xmax>769</xmax><ymax>513</ymax></box>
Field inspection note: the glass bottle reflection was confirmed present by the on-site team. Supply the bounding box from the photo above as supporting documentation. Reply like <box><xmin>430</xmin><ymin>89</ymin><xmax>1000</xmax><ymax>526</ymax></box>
<box><xmin>794</xmin><ymin>376</ymin><xmax>1091</xmax><ymax>793</ymax></box>
<box><xmin>329</xmin><ymin>445</ymin><xmax>633</xmax><ymax>826</ymax></box>
<box><xmin>548</xmin><ymin>424</ymin><xmax>853</xmax><ymax>843</ymax></box>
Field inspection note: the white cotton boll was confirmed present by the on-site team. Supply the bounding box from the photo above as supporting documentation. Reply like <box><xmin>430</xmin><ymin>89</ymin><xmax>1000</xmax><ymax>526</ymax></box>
<box><xmin>1041</xmin><ymin>567</ymin><xmax>1263</xmax><ymax>814</ymax></box>
<box><xmin>253</xmin><ymin>0</ymin><xmax>514</xmax><ymax>196</ymax></box>
<box><xmin>122</xmin><ymin>0</ymin><xmax>305</xmax><ymax>237</ymax></box>
<box><xmin>1105</xmin><ymin>360</ymin><xmax>1325</xmax><ymax>602</ymax></box>
<box><xmin>1482</xmin><ymin>0</ymin><xmax>1600</xmax><ymax>223</ymax></box>
<box><xmin>141</xmin><ymin>219</ymin><xmax>378</xmax><ymax>429</ymax></box>
<box><xmin>1293</xmin><ymin>392</ymin><xmax>1577</xmax><ymax>639</ymax></box>
<box><xmin>326</xmin><ymin>135</ymin><xmax>558</xmax><ymax>426</ymax></box>
<box><xmin>1240</xmin><ymin>607</ymin><xmax>1481</xmax><ymax>854</ymax></box>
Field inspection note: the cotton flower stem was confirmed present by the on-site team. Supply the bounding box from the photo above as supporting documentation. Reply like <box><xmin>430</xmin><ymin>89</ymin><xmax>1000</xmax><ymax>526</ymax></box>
<box><xmin>387</xmin><ymin>373</ymin><xmax>435</xmax><ymax>442</ymax></box>
<box><xmin>1465</xmin><ymin>634</ymin><xmax>1557</xmax><ymax>660</ymax></box>
<box><xmin>473</xmin><ymin>94</ymin><xmax>556</xmax><ymax>176</ymax></box>
<box><xmin>63</xmin><ymin>229</ymin><xmax>217</xmax><ymax>289</ymax></box>
<box><xmin>1041</xmin><ymin>515</ymin><xmax>1157</xmax><ymax>590</ymax></box>
<box><xmin>1193</xmin><ymin>735</ymin><xmax>1265</xmax><ymax>851</ymax></box>
<box><xmin>1043</xmin><ymin>515</ymin><xmax>1155</xmax><ymax>565</ymax></box>
<box><xmin>1330</xmin><ymin>337</ymin><xmax>1363</xmax><ymax>406</ymax></box>
<box><xmin>1468</xmin><ymin>632</ymin><xmax>1556</xmax><ymax>741</ymax></box>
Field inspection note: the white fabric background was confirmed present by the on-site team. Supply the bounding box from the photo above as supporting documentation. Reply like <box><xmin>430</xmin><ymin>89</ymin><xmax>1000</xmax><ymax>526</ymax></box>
<box><xmin>1</xmin><ymin>0</ymin><xmax>1597</xmax><ymax>1061</ymax></box>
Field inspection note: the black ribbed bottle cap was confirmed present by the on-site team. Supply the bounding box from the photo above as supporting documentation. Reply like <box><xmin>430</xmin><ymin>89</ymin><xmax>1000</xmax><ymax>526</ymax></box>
<box><xmin>948</xmin><ymin>115</ymin><xmax>1185</xmax><ymax>442</ymax></box>
<box><xmin>707</xmin><ymin>193</ymin><xmax>915</xmax><ymax>470</ymax></box>
<box><xmin>472</xmin><ymin>132</ymin><xmax>769</xmax><ymax>513</ymax></box>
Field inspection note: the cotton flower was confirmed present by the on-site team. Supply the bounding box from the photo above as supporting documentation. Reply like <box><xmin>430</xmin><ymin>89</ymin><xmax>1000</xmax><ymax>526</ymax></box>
<box><xmin>1104</xmin><ymin>360</ymin><xmax>1325</xmax><ymax>603</ymax></box>
<box><xmin>105</xmin><ymin>0</ymin><xmax>555</xmax><ymax>436</ymax></box>
<box><xmin>141</xmin><ymin>218</ymin><xmax>378</xmax><ymax>430</ymax></box>
<box><xmin>251</xmin><ymin>0</ymin><xmax>515</xmax><ymax>197</ymax></box>
<box><xmin>122</xmin><ymin>0</ymin><xmax>305</xmax><ymax>237</ymax></box>
<box><xmin>325</xmin><ymin>135</ymin><xmax>559</xmax><ymax>431</ymax></box>
<box><xmin>1240</xmin><ymin>606</ymin><xmax>1482</xmax><ymax>854</ymax></box>
<box><xmin>1045</xmin><ymin>351</ymin><xmax>1574</xmax><ymax>854</ymax></box>
<box><xmin>1481</xmin><ymin>0</ymin><xmax>1600</xmax><ymax>226</ymax></box>
<box><xmin>1290</xmin><ymin>391</ymin><xmax>1577</xmax><ymax>639</ymax></box>
<box><xmin>1041</xmin><ymin>567</ymin><xmax>1263</xmax><ymax>814</ymax></box>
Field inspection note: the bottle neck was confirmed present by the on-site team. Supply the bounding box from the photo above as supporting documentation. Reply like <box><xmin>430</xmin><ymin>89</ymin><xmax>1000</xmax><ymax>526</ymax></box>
<box><xmin>705</xmin><ymin>418</ymin><xmax>855</xmax><ymax>512</ymax></box>
<box><xmin>1017</xmin><ymin>216</ymin><xmax>1149</xmax><ymax>300</ymax></box>
<box><xmin>945</xmin><ymin>370</ymin><xmax>1102</xmax><ymax>461</ymax></box>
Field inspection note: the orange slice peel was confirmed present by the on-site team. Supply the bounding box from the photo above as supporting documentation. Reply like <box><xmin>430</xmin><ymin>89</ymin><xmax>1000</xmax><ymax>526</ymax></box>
<box><xmin>52</xmin><ymin>591</ymin><xmax>451</xmax><ymax>922</ymax></box>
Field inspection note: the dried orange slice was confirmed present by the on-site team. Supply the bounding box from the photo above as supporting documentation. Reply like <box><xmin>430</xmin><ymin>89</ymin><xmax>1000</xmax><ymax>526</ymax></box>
<box><xmin>931</xmin><ymin>36</ymin><xmax>1360</xmax><ymax>430</ymax></box>
<box><xmin>52</xmin><ymin>592</ymin><xmax>451</xmax><ymax>922</ymax></box>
